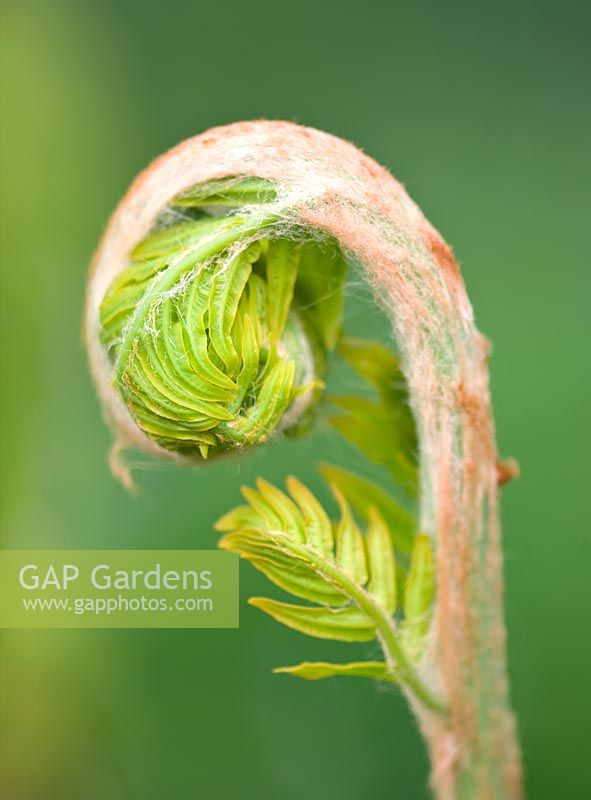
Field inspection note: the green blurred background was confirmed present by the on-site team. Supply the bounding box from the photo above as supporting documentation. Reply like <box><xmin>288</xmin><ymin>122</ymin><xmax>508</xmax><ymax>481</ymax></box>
<box><xmin>1</xmin><ymin>0</ymin><xmax>589</xmax><ymax>797</ymax></box>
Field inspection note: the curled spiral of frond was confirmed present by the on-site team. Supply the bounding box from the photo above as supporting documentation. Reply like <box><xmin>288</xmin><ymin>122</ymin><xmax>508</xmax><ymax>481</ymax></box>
<box><xmin>97</xmin><ymin>177</ymin><xmax>346</xmax><ymax>460</ymax></box>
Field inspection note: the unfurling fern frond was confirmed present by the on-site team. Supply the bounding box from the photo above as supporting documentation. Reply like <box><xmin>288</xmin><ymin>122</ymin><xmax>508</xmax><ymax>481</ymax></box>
<box><xmin>216</xmin><ymin>472</ymin><xmax>444</xmax><ymax>713</ymax></box>
<box><xmin>97</xmin><ymin>176</ymin><xmax>347</xmax><ymax>462</ymax></box>
<box><xmin>87</xmin><ymin>123</ymin><xmax>523</xmax><ymax>794</ymax></box>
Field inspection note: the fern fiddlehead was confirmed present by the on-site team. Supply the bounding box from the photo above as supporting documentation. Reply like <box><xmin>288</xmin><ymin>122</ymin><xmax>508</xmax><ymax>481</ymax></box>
<box><xmin>97</xmin><ymin>177</ymin><xmax>345</xmax><ymax>460</ymax></box>
<box><xmin>85</xmin><ymin>121</ymin><xmax>523</xmax><ymax>799</ymax></box>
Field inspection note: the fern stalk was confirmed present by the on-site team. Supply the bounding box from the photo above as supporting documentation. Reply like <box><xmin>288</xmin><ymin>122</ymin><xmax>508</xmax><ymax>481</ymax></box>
<box><xmin>85</xmin><ymin>121</ymin><xmax>523</xmax><ymax>799</ymax></box>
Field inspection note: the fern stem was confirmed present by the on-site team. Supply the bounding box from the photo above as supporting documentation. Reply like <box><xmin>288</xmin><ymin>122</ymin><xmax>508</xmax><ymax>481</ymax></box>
<box><xmin>377</xmin><ymin>622</ymin><xmax>445</xmax><ymax>715</ymax></box>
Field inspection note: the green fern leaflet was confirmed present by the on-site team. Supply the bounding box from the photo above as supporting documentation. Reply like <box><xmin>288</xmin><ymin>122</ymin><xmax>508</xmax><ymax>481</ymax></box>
<box><xmin>216</xmin><ymin>472</ymin><xmax>445</xmax><ymax>713</ymax></box>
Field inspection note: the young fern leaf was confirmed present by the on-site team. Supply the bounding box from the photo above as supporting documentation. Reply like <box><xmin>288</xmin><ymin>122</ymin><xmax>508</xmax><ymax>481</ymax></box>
<box><xmin>329</xmin><ymin>337</ymin><xmax>419</xmax><ymax>498</ymax></box>
<box><xmin>248</xmin><ymin>600</ymin><xmax>376</xmax><ymax>642</ymax></box>
<box><xmin>332</xmin><ymin>486</ymin><xmax>369</xmax><ymax>586</ymax></box>
<box><xmin>285</xmin><ymin>476</ymin><xmax>333</xmax><ymax>558</ymax></box>
<box><xmin>319</xmin><ymin>463</ymin><xmax>415</xmax><ymax>553</ymax></box>
<box><xmin>403</xmin><ymin>534</ymin><xmax>435</xmax><ymax>660</ymax></box>
<box><xmin>274</xmin><ymin>661</ymin><xmax>394</xmax><ymax>682</ymax></box>
<box><xmin>366</xmin><ymin>507</ymin><xmax>397</xmax><ymax>614</ymax></box>
<box><xmin>293</xmin><ymin>241</ymin><xmax>347</xmax><ymax>352</ymax></box>
<box><xmin>171</xmin><ymin>176</ymin><xmax>277</xmax><ymax>208</ymax></box>
<box><xmin>329</xmin><ymin>396</ymin><xmax>417</xmax><ymax>496</ymax></box>
<box><xmin>216</xmin><ymin>472</ymin><xmax>445</xmax><ymax>713</ymax></box>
